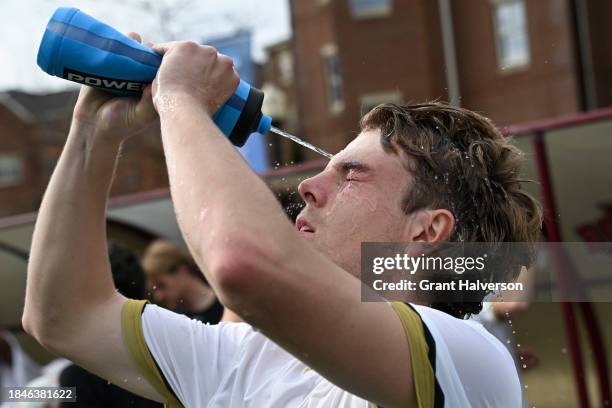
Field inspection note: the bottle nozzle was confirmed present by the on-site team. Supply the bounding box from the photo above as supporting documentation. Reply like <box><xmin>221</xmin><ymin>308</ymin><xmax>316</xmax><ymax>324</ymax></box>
<box><xmin>256</xmin><ymin>115</ymin><xmax>272</xmax><ymax>135</ymax></box>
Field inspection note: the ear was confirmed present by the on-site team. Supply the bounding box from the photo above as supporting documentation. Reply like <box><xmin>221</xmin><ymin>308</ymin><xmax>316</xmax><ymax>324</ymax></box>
<box><xmin>403</xmin><ymin>209</ymin><xmax>455</xmax><ymax>242</ymax></box>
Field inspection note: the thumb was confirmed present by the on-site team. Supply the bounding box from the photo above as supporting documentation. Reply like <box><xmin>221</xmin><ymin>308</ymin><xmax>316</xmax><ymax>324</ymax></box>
<box><xmin>133</xmin><ymin>85</ymin><xmax>158</xmax><ymax>124</ymax></box>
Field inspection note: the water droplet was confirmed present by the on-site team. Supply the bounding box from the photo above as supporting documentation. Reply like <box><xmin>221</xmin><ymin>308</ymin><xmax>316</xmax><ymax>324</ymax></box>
<box><xmin>199</xmin><ymin>208</ymin><xmax>208</xmax><ymax>221</ymax></box>
<box><xmin>270</xmin><ymin>126</ymin><xmax>332</xmax><ymax>159</ymax></box>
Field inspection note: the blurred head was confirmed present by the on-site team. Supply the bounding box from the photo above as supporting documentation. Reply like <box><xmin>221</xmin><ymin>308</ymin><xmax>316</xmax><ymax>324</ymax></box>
<box><xmin>297</xmin><ymin>102</ymin><xmax>542</xmax><ymax>317</ymax></box>
<box><xmin>108</xmin><ymin>242</ymin><xmax>145</xmax><ymax>299</ymax></box>
<box><xmin>141</xmin><ymin>239</ymin><xmax>209</xmax><ymax>309</ymax></box>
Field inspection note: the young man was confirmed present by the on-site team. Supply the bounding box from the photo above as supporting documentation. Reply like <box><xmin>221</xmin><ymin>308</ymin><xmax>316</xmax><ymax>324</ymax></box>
<box><xmin>23</xmin><ymin>35</ymin><xmax>541</xmax><ymax>407</ymax></box>
<box><xmin>141</xmin><ymin>239</ymin><xmax>225</xmax><ymax>324</ymax></box>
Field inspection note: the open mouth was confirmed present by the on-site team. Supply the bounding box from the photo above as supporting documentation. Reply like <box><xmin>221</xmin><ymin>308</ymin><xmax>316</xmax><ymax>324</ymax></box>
<box><xmin>296</xmin><ymin>217</ymin><xmax>315</xmax><ymax>233</ymax></box>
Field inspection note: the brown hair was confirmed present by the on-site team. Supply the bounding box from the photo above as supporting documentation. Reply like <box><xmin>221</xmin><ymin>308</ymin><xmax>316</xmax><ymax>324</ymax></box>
<box><xmin>141</xmin><ymin>239</ymin><xmax>208</xmax><ymax>284</ymax></box>
<box><xmin>361</xmin><ymin>102</ymin><xmax>543</xmax><ymax>318</ymax></box>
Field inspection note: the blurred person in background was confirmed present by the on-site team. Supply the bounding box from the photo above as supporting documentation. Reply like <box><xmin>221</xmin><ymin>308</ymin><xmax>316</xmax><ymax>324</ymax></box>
<box><xmin>58</xmin><ymin>242</ymin><xmax>162</xmax><ymax>408</ymax></box>
<box><xmin>473</xmin><ymin>266</ymin><xmax>540</xmax><ymax>408</ymax></box>
<box><xmin>15</xmin><ymin>359</ymin><xmax>70</xmax><ymax>408</ymax></box>
<box><xmin>141</xmin><ymin>239</ymin><xmax>238</xmax><ymax>323</ymax></box>
<box><xmin>0</xmin><ymin>330</ymin><xmax>40</xmax><ymax>407</ymax></box>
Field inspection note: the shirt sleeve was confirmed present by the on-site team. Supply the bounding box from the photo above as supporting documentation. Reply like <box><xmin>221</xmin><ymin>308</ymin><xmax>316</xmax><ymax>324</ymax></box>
<box><xmin>389</xmin><ymin>302</ymin><xmax>522</xmax><ymax>408</ymax></box>
<box><xmin>121</xmin><ymin>299</ymin><xmax>252</xmax><ymax>408</ymax></box>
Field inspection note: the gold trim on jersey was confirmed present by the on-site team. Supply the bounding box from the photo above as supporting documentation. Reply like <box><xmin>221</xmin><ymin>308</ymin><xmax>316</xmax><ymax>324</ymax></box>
<box><xmin>389</xmin><ymin>302</ymin><xmax>435</xmax><ymax>408</ymax></box>
<box><xmin>121</xmin><ymin>299</ymin><xmax>183</xmax><ymax>408</ymax></box>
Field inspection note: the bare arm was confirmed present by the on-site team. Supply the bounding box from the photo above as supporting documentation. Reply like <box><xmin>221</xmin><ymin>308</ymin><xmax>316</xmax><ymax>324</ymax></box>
<box><xmin>22</xmin><ymin>34</ymin><xmax>163</xmax><ymax>403</ymax></box>
<box><xmin>153</xmin><ymin>42</ymin><xmax>415</xmax><ymax>407</ymax></box>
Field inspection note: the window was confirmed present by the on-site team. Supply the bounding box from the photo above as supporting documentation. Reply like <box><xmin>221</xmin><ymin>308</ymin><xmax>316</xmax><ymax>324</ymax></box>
<box><xmin>0</xmin><ymin>154</ymin><xmax>24</xmax><ymax>188</ymax></box>
<box><xmin>321</xmin><ymin>44</ymin><xmax>345</xmax><ymax>114</ymax></box>
<box><xmin>278</xmin><ymin>50</ymin><xmax>294</xmax><ymax>83</ymax></box>
<box><xmin>360</xmin><ymin>90</ymin><xmax>402</xmax><ymax>115</ymax></box>
<box><xmin>492</xmin><ymin>0</ymin><xmax>530</xmax><ymax>71</ymax></box>
<box><xmin>349</xmin><ymin>0</ymin><xmax>392</xmax><ymax>19</ymax></box>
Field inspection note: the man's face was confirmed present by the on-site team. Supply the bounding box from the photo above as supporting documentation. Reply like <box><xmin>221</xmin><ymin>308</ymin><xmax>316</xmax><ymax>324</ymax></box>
<box><xmin>296</xmin><ymin>129</ymin><xmax>414</xmax><ymax>275</ymax></box>
<box><xmin>147</xmin><ymin>272</ymin><xmax>187</xmax><ymax>309</ymax></box>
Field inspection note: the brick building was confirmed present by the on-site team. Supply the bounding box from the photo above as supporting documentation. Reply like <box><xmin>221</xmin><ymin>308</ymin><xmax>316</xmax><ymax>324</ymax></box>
<box><xmin>0</xmin><ymin>90</ymin><xmax>169</xmax><ymax>217</ymax></box>
<box><xmin>262</xmin><ymin>39</ymin><xmax>303</xmax><ymax>166</ymax></box>
<box><xmin>289</xmin><ymin>0</ymin><xmax>608</xmax><ymax>159</ymax></box>
<box><xmin>0</xmin><ymin>95</ymin><xmax>42</xmax><ymax>216</ymax></box>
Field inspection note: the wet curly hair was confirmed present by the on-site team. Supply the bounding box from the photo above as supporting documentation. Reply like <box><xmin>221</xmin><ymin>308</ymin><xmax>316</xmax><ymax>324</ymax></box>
<box><xmin>361</xmin><ymin>102</ymin><xmax>543</xmax><ymax>318</ymax></box>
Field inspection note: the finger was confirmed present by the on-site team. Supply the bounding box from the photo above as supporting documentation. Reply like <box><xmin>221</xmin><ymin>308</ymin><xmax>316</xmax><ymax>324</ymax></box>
<box><xmin>135</xmin><ymin>85</ymin><xmax>158</xmax><ymax>123</ymax></box>
<box><xmin>126</xmin><ymin>32</ymin><xmax>142</xmax><ymax>43</ymax></box>
<box><xmin>218</xmin><ymin>53</ymin><xmax>234</xmax><ymax>68</ymax></box>
<box><xmin>152</xmin><ymin>42</ymin><xmax>173</xmax><ymax>55</ymax></box>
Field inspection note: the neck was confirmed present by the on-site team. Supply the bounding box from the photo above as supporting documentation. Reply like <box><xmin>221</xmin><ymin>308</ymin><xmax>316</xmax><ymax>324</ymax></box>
<box><xmin>182</xmin><ymin>280</ymin><xmax>217</xmax><ymax>312</ymax></box>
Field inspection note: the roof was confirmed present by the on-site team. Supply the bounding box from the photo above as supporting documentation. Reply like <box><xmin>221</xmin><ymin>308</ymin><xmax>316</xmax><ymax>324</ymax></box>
<box><xmin>0</xmin><ymin>89</ymin><xmax>79</xmax><ymax>123</ymax></box>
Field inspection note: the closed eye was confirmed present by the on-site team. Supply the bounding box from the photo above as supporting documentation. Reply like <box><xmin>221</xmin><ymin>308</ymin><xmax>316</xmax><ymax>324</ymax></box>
<box><xmin>335</xmin><ymin>159</ymin><xmax>371</xmax><ymax>184</ymax></box>
<box><xmin>345</xmin><ymin>168</ymin><xmax>362</xmax><ymax>182</ymax></box>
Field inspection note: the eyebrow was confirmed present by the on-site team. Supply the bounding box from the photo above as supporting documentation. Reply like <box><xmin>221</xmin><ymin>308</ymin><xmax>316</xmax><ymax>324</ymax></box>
<box><xmin>337</xmin><ymin>160</ymin><xmax>370</xmax><ymax>173</ymax></box>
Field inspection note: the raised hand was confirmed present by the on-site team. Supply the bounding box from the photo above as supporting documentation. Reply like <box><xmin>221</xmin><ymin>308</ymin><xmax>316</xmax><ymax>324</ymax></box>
<box><xmin>151</xmin><ymin>41</ymin><xmax>239</xmax><ymax>116</ymax></box>
<box><xmin>72</xmin><ymin>32</ymin><xmax>158</xmax><ymax>144</ymax></box>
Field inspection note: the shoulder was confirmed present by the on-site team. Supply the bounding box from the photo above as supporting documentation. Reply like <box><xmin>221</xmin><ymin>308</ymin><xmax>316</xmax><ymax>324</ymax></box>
<box><xmin>411</xmin><ymin>302</ymin><xmax>514</xmax><ymax>363</ymax></box>
<box><xmin>414</xmin><ymin>304</ymin><xmax>522</xmax><ymax>407</ymax></box>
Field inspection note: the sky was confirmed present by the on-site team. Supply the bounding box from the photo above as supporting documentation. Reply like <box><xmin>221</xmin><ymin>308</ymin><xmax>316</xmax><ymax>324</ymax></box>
<box><xmin>0</xmin><ymin>0</ymin><xmax>291</xmax><ymax>93</ymax></box>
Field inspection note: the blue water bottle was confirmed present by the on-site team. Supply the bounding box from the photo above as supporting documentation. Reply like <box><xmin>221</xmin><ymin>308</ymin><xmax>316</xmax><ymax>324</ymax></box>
<box><xmin>36</xmin><ymin>7</ymin><xmax>272</xmax><ymax>147</ymax></box>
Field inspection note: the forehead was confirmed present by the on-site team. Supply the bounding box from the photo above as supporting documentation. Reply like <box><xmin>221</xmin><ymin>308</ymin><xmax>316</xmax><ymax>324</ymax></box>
<box><xmin>329</xmin><ymin>129</ymin><xmax>409</xmax><ymax>178</ymax></box>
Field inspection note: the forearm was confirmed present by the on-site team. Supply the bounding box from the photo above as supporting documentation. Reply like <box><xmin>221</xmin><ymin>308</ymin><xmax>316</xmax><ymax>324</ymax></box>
<box><xmin>158</xmin><ymin>99</ymin><xmax>296</xmax><ymax>295</ymax></box>
<box><xmin>24</xmin><ymin>120</ymin><xmax>122</xmax><ymax>339</ymax></box>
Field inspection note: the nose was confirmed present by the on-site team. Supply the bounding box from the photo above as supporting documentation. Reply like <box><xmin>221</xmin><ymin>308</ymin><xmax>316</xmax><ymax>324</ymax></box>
<box><xmin>298</xmin><ymin>172</ymin><xmax>328</xmax><ymax>208</ymax></box>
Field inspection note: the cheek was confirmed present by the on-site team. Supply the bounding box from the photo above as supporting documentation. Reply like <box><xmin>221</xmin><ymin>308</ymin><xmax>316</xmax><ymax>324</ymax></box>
<box><xmin>327</xmin><ymin>184</ymin><xmax>402</xmax><ymax>238</ymax></box>
<box><xmin>339</xmin><ymin>182</ymin><xmax>402</xmax><ymax>220</ymax></box>
<box><xmin>337</xmin><ymin>182</ymin><xmax>379</xmax><ymax>211</ymax></box>
<box><xmin>167</xmin><ymin>281</ymin><xmax>180</xmax><ymax>294</ymax></box>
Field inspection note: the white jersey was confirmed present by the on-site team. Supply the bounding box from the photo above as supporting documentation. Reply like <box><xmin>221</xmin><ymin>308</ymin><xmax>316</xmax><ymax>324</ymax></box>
<box><xmin>121</xmin><ymin>300</ymin><xmax>521</xmax><ymax>408</ymax></box>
